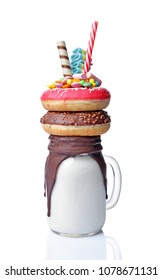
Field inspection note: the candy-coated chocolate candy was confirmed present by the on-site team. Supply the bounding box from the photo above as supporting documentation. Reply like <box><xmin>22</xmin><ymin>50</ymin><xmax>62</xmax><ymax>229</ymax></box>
<box><xmin>71</xmin><ymin>82</ymin><xmax>82</xmax><ymax>88</ymax></box>
<box><xmin>82</xmin><ymin>82</ymin><xmax>92</xmax><ymax>87</ymax></box>
<box><xmin>55</xmin><ymin>83</ymin><xmax>62</xmax><ymax>88</ymax></box>
<box><xmin>81</xmin><ymin>73</ymin><xmax>87</xmax><ymax>79</ymax></box>
<box><xmin>48</xmin><ymin>83</ymin><xmax>55</xmax><ymax>89</ymax></box>
<box><xmin>67</xmin><ymin>79</ymin><xmax>73</xmax><ymax>85</ymax></box>
<box><xmin>62</xmin><ymin>84</ymin><xmax>70</xmax><ymax>88</ymax></box>
<box><xmin>86</xmin><ymin>73</ymin><xmax>102</xmax><ymax>86</ymax></box>
<box><xmin>73</xmin><ymin>78</ymin><xmax>80</xmax><ymax>82</ymax></box>
<box><xmin>61</xmin><ymin>79</ymin><xmax>68</xmax><ymax>85</ymax></box>
<box><xmin>89</xmin><ymin>78</ymin><xmax>95</xmax><ymax>84</ymax></box>
<box><xmin>80</xmin><ymin>80</ymin><xmax>85</xmax><ymax>85</ymax></box>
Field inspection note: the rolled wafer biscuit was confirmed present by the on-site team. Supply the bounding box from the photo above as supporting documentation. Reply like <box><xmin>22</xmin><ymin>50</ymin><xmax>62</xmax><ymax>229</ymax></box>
<box><xmin>57</xmin><ymin>41</ymin><xmax>72</xmax><ymax>77</ymax></box>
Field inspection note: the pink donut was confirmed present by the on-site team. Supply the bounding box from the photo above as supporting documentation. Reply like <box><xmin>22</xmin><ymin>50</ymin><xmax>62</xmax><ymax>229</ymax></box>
<box><xmin>41</xmin><ymin>87</ymin><xmax>111</xmax><ymax>111</ymax></box>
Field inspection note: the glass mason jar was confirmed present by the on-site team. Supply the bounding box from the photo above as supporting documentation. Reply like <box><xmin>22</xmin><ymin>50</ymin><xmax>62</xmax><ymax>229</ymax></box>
<box><xmin>44</xmin><ymin>135</ymin><xmax>121</xmax><ymax>237</ymax></box>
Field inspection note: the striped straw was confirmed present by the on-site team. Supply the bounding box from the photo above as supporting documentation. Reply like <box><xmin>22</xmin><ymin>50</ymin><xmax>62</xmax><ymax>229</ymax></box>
<box><xmin>84</xmin><ymin>21</ymin><xmax>98</xmax><ymax>74</ymax></box>
<box><xmin>57</xmin><ymin>41</ymin><xmax>72</xmax><ymax>77</ymax></box>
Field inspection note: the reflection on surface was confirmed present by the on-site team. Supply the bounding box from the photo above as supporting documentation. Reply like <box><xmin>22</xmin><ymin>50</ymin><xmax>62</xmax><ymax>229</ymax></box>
<box><xmin>46</xmin><ymin>230</ymin><xmax>122</xmax><ymax>260</ymax></box>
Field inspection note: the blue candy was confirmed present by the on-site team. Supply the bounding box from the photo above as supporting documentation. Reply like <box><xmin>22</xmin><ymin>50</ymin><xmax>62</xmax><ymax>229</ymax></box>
<box><xmin>70</xmin><ymin>48</ymin><xmax>86</xmax><ymax>74</ymax></box>
<box><xmin>72</xmin><ymin>48</ymin><xmax>86</xmax><ymax>55</ymax></box>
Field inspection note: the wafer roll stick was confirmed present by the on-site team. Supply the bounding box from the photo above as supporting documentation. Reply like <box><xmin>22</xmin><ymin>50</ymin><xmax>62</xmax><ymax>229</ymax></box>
<box><xmin>57</xmin><ymin>41</ymin><xmax>72</xmax><ymax>77</ymax></box>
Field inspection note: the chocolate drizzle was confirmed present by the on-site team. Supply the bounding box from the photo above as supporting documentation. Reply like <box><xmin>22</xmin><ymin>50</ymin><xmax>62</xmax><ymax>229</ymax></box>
<box><xmin>44</xmin><ymin>135</ymin><xmax>108</xmax><ymax>216</ymax></box>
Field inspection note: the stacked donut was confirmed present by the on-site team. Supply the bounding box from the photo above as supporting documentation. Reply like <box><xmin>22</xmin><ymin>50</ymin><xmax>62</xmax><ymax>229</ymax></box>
<box><xmin>40</xmin><ymin>73</ymin><xmax>111</xmax><ymax>136</ymax></box>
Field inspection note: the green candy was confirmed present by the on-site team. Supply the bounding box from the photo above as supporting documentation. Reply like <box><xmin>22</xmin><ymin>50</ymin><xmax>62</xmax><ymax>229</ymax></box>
<box><xmin>82</xmin><ymin>82</ymin><xmax>92</xmax><ymax>87</ymax></box>
<box><xmin>80</xmin><ymin>80</ymin><xmax>85</xmax><ymax>85</ymax></box>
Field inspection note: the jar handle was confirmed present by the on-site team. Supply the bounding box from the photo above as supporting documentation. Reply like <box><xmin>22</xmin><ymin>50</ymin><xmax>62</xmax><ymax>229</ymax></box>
<box><xmin>104</xmin><ymin>155</ymin><xmax>122</xmax><ymax>210</ymax></box>
<box><xmin>106</xmin><ymin>236</ymin><xmax>122</xmax><ymax>260</ymax></box>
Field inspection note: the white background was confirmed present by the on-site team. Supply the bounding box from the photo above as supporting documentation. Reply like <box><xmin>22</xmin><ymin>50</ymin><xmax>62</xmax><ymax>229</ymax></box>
<box><xmin>0</xmin><ymin>0</ymin><xmax>162</xmax><ymax>273</ymax></box>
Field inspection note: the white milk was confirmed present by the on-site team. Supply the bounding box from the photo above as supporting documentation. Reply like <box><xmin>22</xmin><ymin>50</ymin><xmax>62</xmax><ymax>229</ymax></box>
<box><xmin>48</xmin><ymin>155</ymin><xmax>106</xmax><ymax>236</ymax></box>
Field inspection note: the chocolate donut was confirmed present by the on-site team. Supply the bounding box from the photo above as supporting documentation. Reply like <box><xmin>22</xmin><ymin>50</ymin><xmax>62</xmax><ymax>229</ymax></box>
<box><xmin>40</xmin><ymin>110</ymin><xmax>111</xmax><ymax>136</ymax></box>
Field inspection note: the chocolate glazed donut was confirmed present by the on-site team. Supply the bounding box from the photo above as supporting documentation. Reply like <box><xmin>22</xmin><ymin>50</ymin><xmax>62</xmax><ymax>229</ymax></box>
<box><xmin>40</xmin><ymin>110</ymin><xmax>111</xmax><ymax>136</ymax></box>
<box><xmin>44</xmin><ymin>135</ymin><xmax>108</xmax><ymax>216</ymax></box>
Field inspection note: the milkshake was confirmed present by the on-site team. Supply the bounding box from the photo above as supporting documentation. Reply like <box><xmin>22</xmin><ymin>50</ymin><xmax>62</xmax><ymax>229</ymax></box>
<box><xmin>40</xmin><ymin>23</ymin><xmax>122</xmax><ymax>236</ymax></box>
<box><xmin>48</xmin><ymin>156</ymin><xmax>106</xmax><ymax>235</ymax></box>
<box><xmin>44</xmin><ymin>135</ymin><xmax>107</xmax><ymax>236</ymax></box>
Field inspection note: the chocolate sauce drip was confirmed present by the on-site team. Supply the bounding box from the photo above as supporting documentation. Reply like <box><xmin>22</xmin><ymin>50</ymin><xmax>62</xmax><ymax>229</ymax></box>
<box><xmin>44</xmin><ymin>135</ymin><xmax>108</xmax><ymax>216</ymax></box>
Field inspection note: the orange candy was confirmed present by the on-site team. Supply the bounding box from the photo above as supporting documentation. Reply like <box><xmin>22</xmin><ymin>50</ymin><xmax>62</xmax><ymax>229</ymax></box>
<box><xmin>62</xmin><ymin>84</ymin><xmax>71</xmax><ymax>88</ymax></box>
<box><xmin>73</xmin><ymin>78</ymin><xmax>80</xmax><ymax>82</ymax></box>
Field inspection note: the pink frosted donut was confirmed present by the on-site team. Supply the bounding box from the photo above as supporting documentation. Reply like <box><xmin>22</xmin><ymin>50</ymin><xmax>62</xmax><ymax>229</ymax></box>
<box><xmin>41</xmin><ymin>87</ymin><xmax>111</xmax><ymax>111</ymax></box>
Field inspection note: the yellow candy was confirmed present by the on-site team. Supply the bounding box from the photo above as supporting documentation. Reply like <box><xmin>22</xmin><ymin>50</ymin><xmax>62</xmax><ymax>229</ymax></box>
<box><xmin>92</xmin><ymin>83</ymin><xmax>97</xmax><ymax>87</ymax></box>
<box><xmin>67</xmin><ymin>79</ymin><xmax>73</xmax><ymax>85</ymax></box>
<box><xmin>89</xmin><ymin>78</ymin><xmax>95</xmax><ymax>84</ymax></box>
<box><xmin>73</xmin><ymin>78</ymin><xmax>80</xmax><ymax>82</ymax></box>
<box><xmin>48</xmin><ymin>83</ymin><xmax>55</xmax><ymax>89</ymax></box>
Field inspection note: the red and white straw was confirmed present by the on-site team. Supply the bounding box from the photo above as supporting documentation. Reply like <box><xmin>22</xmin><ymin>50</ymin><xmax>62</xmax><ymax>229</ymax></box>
<box><xmin>84</xmin><ymin>21</ymin><xmax>98</xmax><ymax>74</ymax></box>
